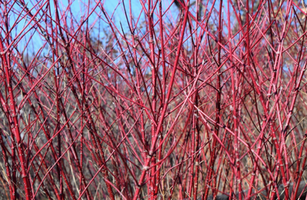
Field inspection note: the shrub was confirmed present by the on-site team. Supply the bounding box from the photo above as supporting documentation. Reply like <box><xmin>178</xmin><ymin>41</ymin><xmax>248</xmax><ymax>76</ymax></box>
<box><xmin>1</xmin><ymin>0</ymin><xmax>307</xmax><ymax>199</ymax></box>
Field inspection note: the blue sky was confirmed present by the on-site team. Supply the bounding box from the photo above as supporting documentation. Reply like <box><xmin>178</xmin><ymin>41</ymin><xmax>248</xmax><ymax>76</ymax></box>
<box><xmin>8</xmin><ymin>0</ymin><xmax>179</xmax><ymax>56</ymax></box>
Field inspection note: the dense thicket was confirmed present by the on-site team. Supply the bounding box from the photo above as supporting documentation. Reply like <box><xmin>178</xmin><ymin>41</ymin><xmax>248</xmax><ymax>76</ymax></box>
<box><xmin>1</xmin><ymin>0</ymin><xmax>307</xmax><ymax>199</ymax></box>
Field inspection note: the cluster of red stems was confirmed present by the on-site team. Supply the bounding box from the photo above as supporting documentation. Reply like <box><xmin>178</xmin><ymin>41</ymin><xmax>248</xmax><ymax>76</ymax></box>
<box><xmin>1</xmin><ymin>0</ymin><xmax>307</xmax><ymax>199</ymax></box>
